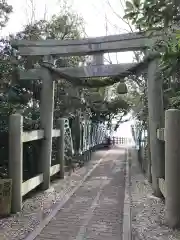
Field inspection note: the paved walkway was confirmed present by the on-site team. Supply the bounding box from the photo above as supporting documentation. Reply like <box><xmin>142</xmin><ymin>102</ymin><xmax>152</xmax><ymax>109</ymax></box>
<box><xmin>35</xmin><ymin>147</ymin><xmax>127</xmax><ymax>240</ymax></box>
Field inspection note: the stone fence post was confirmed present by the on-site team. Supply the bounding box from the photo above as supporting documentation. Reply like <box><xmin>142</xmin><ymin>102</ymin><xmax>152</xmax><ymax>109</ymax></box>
<box><xmin>57</xmin><ymin>118</ymin><xmax>65</xmax><ymax>179</ymax></box>
<box><xmin>165</xmin><ymin>109</ymin><xmax>180</xmax><ymax>228</ymax></box>
<box><xmin>9</xmin><ymin>114</ymin><xmax>23</xmax><ymax>213</ymax></box>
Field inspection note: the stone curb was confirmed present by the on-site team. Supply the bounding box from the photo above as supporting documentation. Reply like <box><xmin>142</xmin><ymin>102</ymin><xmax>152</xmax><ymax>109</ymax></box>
<box><xmin>122</xmin><ymin>147</ymin><xmax>132</xmax><ymax>240</ymax></box>
<box><xmin>24</xmin><ymin>150</ymin><xmax>110</xmax><ymax>240</ymax></box>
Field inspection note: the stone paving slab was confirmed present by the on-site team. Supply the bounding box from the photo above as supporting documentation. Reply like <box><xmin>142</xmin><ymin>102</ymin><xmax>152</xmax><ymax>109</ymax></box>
<box><xmin>35</xmin><ymin>147</ymin><xmax>126</xmax><ymax>240</ymax></box>
<box><xmin>0</xmin><ymin>149</ymin><xmax>109</xmax><ymax>240</ymax></box>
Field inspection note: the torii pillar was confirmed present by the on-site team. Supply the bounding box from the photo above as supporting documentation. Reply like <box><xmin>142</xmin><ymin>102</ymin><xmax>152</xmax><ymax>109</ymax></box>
<box><xmin>147</xmin><ymin>58</ymin><xmax>165</xmax><ymax>197</ymax></box>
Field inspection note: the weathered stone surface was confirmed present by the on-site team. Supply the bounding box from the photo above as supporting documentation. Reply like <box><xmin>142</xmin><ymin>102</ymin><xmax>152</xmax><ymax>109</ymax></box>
<box><xmin>35</xmin><ymin>147</ymin><xmax>126</xmax><ymax>240</ymax></box>
<box><xmin>0</xmin><ymin>150</ymin><xmax>108</xmax><ymax>240</ymax></box>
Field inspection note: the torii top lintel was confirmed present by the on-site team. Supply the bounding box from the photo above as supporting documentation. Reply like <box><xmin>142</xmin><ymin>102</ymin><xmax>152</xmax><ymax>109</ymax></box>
<box><xmin>11</xmin><ymin>32</ymin><xmax>161</xmax><ymax>56</ymax></box>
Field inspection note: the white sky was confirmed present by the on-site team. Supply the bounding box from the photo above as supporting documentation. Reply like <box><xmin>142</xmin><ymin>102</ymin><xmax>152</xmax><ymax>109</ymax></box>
<box><xmin>2</xmin><ymin>0</ymin><xmax>135</xmax><ymax>137</ymax></box>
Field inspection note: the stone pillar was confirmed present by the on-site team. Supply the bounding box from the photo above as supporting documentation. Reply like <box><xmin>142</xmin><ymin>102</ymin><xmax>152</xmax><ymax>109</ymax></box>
<box><xmin>147</xmin><ymin>126</ymin><xmax>152</xmax><ymax>183</ymax></box>
<box><xmin>165</xmin><ymin>109</ymin><xmax>180</xmax><ymax>228</ymax></box>
<box><xmin>147</xmin><ymin>59</ymin><xmax>164</xmax><ymax>197</ymax></box>
<box><xmin>57</xmin><ymin>118</ymin><xmax>65</xmax><ymax>179</ymax></box>
<box><xmin>9</xmin><ymin>114</ymin><xmax>23</xmax><ymax>213</ymax></box>
<box><xmin>40</xmin><ymin>62</ymin><xmax>54</xmax><ymax>190</ymax></box>
<box><xmin>92</xmin><ymin>54</ymin><xmax>104</xmax><ymax>65</ymax></box>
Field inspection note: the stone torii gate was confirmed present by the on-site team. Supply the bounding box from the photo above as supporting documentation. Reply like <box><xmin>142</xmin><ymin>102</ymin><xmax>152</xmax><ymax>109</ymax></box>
<box><xmin>11</xmin><ymin>31</ymin><xmax>165</xmax><ymax>217</ymax></box>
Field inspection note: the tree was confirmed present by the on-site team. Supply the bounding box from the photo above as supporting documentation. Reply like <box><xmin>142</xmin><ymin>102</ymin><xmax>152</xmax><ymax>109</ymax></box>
<box><xmin>0</xmin><ymin>6</ymin><xmax>88</xmax><ymax>178</ymax></box>
<box><xmin>0</xmin><ymin>0</ymin><xmax>12</xmax><ymax>29</ymax></box>
<box><xmin>0</xmin><ymin>3</ymin><xmax>131</xmax><ymax>178</ymax></box>
<box><xmin>122</xmin><ymin>0</ymin><xmax>180</xmax><ymax>189</ymax></box>
<box><xmin>124</xmin><ymin>0</ymin><xmax>180</xmax><ymax>110</ymax></box>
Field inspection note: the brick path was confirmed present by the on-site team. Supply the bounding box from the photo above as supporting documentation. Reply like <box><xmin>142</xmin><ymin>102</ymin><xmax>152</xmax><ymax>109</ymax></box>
<box><xmin>35</xmin><ymin>147</ymin><xmax>126</xmax><ymax>240</ymax></box>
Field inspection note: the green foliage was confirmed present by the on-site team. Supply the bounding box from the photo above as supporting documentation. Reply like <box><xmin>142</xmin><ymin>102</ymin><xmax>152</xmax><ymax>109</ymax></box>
<box><xmin>0</xmin><ymin>0</ymin><xmax>12</xmax><ymax>29</ymax></box>
<box><xmin>0</xmin><ymin>7</ymin><xmax>88</xmax><ymax>179</ymax></box>
<box><xmin>124</xmin><ymin>0</ymin><xmax>179</xmax><ymax>31</ymax></box>
<box><xmin>0</xmin><ymin>3</ymin><xmax>132</xmax><ymax>178</ymax></box>
<box><xmin>123</xmin><ymin>0</ymin><xmax>180</xmax><ymax>80</ymax></box>
<box><xmin>124</xmin><ymin>0</ymin><xmax>180</xmax><ymax>121</ymax></box>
